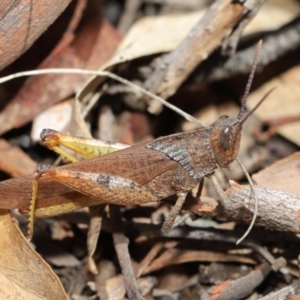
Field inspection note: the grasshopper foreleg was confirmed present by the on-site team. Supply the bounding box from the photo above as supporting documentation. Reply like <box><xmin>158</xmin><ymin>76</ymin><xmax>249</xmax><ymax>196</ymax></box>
<box><xmin>162</xmin><ymin>192</ymin><xmax>187</xmax><ymax>233</ymax></box>
<box><xmin>172</xmin><ymin>179</ymin><xmax>204</xmax><ymax>228</ymax></box>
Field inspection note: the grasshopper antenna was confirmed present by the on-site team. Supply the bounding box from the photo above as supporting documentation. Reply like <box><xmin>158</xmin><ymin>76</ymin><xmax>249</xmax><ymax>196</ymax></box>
<box><xmin>237</xmin><ymin>40</ymin><xmax>262</xmax><ymax>121</ymax></box>
<box><xmin>236</xmin><ymin>40</ymin><xmax>262</xmax><ymax>244</ymax></box>
<box><xmin>236</xmin><ymin>158</ymin><xmax>257</xmax><ymax>245</ymax></box>
<box><xmin>241</xmin><ymin>87</ymin><xmax>276</xmax><ymax>125</ymax></box>
<box><xmin>235</xmin><ymin>40</ymin><xmax>277</xmax><ymax>244</ymax></box>
<box><xmin>236</xmin><ymin>87</ymin><xmax>275</xmax><ymax>245</ymax></box>
<box><xmin>236</xmin><ymin>41</ymin><xmax>262</xmax><ymax>245</ymax></box>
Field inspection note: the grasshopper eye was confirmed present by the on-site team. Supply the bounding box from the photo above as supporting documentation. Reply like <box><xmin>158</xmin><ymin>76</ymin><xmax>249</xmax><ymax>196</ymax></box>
<box><xmin>219</xmin><ymin>127</ymin><xmax>232</xmax><ymax>150</ymax></box>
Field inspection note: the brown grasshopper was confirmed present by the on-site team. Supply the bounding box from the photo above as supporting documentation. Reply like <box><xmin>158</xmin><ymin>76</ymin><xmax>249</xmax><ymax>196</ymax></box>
<box><xmin>0</xmin><ymin>41</ymin><xmax>270</xmax><ymax>241</ymax></box>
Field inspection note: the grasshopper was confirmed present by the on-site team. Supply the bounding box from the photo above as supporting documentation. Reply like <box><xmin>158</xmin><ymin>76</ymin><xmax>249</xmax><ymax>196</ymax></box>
<box><xmin>0</xmin><ymin>41</ymin><xmax>270</xmax><ymax>242</ymax></box>
<box><xmin>0</xmin><ymin>90</ymin><xmax>270</xmax><ymax>241</ymax></box>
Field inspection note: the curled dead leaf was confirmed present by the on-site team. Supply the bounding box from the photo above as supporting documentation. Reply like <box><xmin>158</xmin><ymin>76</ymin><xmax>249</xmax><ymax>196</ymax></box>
<box><xmin>0</xmin><ymin>209</ymin><xmax>68</xmax><ymax>299</ymax></box>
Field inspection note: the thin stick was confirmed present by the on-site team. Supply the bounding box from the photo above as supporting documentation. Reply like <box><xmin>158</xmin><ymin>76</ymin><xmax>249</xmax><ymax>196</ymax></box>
<box><xmin>236</xmin><ymin>157</ymin><xmax>258</xmax><ymax>245</ymax></box>
<box><xmin>0</xmin><ymin>68</ymin><xmax>204</xmax><ymax>127</ymax></box>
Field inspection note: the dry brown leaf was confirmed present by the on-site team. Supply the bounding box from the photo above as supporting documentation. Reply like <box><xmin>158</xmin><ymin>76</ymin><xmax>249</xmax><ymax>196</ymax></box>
<box><xmin>0</xmin><ymin>139</ymin><xmax>37</xmax><ymax>177</ymax></box>
<box><xmin>0</xmin><ymin>16</ymin><xmax>121</xmax><ymax>135</ymax></box>
<box><xmin>0</xmin><ymin>209</ymin><xmax>68</xmax><ymax>299</ymax></box>
<box><xmin>0</xmin><ymin>0</ymin><xmax>71</xmax><ymax>70</ymax></box>
<box><xmin>247</xmin><ymin>64</ymin><xmax>300</xmax><ymax>146</ymax></box>
<box><xmin>77</xmin><ymin>11</ymin><xmax>204</xmax><ymax>100</ymax></box>
<box><xmin>253</xmin><ymin>151</ymin><xmax>300</xmax><ymax>196</ymax></box>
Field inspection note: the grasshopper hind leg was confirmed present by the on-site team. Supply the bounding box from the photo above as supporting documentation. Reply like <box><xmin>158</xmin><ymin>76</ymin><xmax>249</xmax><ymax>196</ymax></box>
<box><xmin>25</xmin><ymin>129</ymin><xmax>129</xmax><ymax>239</ymax></box>
<box><xmin>26</xmin><ymin>168</ymin><xmax>44</xmax><ymax>240</ymax></box>
<box><xmin>40</xmin><ymin>129</ymin><xmax>128</xmax><ymax>162</ymax></box>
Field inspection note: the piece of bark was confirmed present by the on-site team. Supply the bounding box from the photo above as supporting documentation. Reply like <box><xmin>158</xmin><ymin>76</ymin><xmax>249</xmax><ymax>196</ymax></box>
<box><xmin>144</xmin><ymin>0</ymin><xmax>266</xmax><ymax>113</ymax></box>
<box><xmin>216</xmin><ymin>181</ymin><xmax>300</xmax><ymax>233</ymax></box>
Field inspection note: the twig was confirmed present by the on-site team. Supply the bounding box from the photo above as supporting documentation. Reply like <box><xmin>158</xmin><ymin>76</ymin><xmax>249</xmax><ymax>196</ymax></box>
<box><xmin>195</xmin><ymin>15</ymin><xmax>300</xmax><ymax>83</ymax></box>
<box><xmin>217</xmin><ymin>183</ymin><xmax>300</xmax><ymax>232</ymax></box>
<box><xmin>143</xmin><ymin>0</ymin><xmax>264</xmax><ymax>113</ymax></box>
<box><xmin>221</xmin><ymin>0</ymin><xmax>266</xmax><ymax>56</ymax></box>
<box><xmin>118</xmin><ymin>0</ymin><xmax>140</xmax><ymax>34</ymax></box>
<box><xmin>207</xmin><ymin>261</ymin><xmax>284</xmax><ymax>300</ymax></box>
<box><xmin>110</xmin><ymin>205</ymin><xmax>143</xmax><ymax>300</ymax></box>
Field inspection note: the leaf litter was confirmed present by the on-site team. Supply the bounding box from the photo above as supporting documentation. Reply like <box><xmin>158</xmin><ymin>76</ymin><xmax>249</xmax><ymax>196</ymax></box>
<box><xmin>0</xmin><ymin>1</ymin><xmax>300</xmax><ymax>299</ymax></box>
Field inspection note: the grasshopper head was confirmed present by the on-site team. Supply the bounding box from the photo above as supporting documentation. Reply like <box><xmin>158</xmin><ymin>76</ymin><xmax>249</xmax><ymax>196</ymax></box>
<box><xmin>208</xmin><ymin>86</ymin><xmax>274</xmax><ymax>168</ymax></box>
<box><xmin>210</xmin><ymin>116</ymin><xmax>242</xmax><ymax>168</ymax></box>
